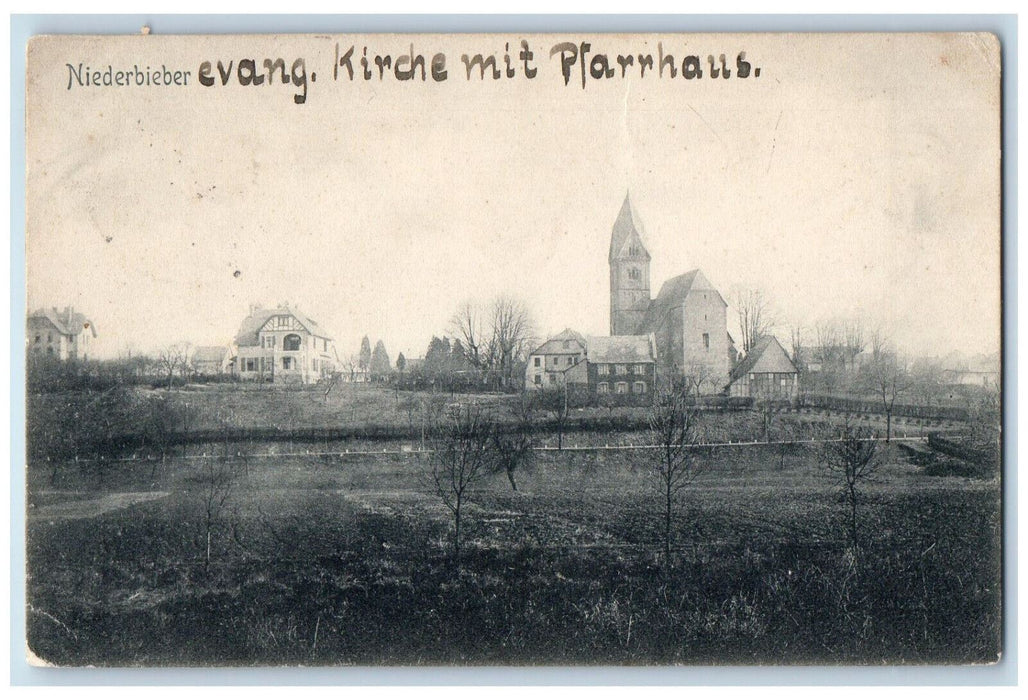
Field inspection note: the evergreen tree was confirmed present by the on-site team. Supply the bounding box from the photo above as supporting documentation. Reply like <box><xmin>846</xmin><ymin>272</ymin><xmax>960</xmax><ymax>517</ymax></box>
<box><xmin>358</xmin><ymin>336</ymin><xmax>372</xmax><ymax>373</ymax></box>
<box><xmin>371</xmin><ymin>340</ymin><xmax>392</xmax><ymax>380</ymax></box>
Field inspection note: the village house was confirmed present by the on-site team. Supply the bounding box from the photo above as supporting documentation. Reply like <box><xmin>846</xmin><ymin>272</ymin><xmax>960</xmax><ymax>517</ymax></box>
<box><xmin>608</xmin><ymin>194</ymin><xmax>735</xmax><ymax>393</ymax></box>
<box><xmin>727</xmin><ymin>335</ymin><xmax>800</xmax><ymax>402</ymax></box>
<box><xmin>27</xmin><ymin>306</ymin><xmax>96</xmax><ymax>360</ymax></box>
<box><xmin>525</xmin><ymin>330</ymin><xmax>656</xmax><ymax>406</ymax></box>
<box><xmin>191</xmin><ymin>345</ymin><xmax>235</xmax><ymax>377</ymax></box>
<box><xmin>232</xmin><ymin>304</ymin><xmax>338</xmax><ymax>384</ymax></box>
<box><xmin>585</xmin><ymin>334</ymin><xmax>657</xmax><ymax>405</ymax></box>
<box><xmin>525</xmin><ymin>328</ymin><xmax>588</xmax><ymax>389</ymax></box>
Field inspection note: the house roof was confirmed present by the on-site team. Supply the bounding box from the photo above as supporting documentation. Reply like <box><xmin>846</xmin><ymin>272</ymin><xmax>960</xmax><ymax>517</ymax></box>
<box><xmin>609</xmin><ymin>193</ymin><xmax>651</xmax><ymax>263</ymax></box>
<box><xmin>729</xmin><ymin>336</ymin><xmax>798</xmax><ymax>383</ymax></box>
<box><xmin>530</xmin><ymin>328</ymin><xmax>587</xmax><ymax>356</ymax></box>
<box><xmin>586</xmin><ymin>335</ymin><xmax>656</xmax><ymax>363</ymax></box>
<box><xmin>193</xmin><ymin>345</ymin><xmax>229</xmax><ymax>364</ymax></box>
<box><xmin>234</xmin><ymin>305</ymin><xmax>333</xmax><ymax>347</ymax></box>
<box><xmin>28</xmin><ymin>307</ymin><xmax>96</xmax><ymax>338</ymax></box>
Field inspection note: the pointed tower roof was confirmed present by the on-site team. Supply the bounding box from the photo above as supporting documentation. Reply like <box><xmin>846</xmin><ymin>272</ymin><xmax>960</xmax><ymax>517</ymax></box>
<box><xmin>609</xmin><ymin>193</ymin><xmax>651</xmax><ymax>263</ymax></box>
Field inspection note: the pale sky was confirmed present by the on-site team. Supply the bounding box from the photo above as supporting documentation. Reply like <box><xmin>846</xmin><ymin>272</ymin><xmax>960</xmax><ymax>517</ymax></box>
<box><xmin>26</xmin><ymin>33</ymin><xmax>1001</xmax><ymax>362</ymax></box>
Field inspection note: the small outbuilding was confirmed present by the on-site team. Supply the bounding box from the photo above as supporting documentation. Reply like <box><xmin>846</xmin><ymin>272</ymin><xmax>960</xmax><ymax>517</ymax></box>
<box><xmin>727</xmin><ymin>336</ymin><xmax>799</xmax><ymax>401</ymax></box>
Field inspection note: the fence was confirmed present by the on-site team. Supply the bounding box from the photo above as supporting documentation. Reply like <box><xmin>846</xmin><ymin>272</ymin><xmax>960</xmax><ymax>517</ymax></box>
<box><xmin>797</xmin><ymin>394</ymin><xmax>970</xmax><ymax>422</ymax></box>
<box><xmin>52</xmin><ymin>435</ymin><xmax>931</xmax><ymax>464</ymax></box>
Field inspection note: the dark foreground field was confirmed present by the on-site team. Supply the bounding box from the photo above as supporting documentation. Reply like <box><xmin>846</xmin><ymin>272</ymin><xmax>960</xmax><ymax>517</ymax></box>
<box><xmin>26</xmin><ymin>439</ymin><xmax>1001</xmax><ymax>666</ymax></box>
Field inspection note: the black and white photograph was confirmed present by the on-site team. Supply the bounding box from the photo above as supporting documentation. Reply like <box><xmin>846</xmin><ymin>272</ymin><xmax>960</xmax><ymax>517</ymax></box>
<box><xmin>22</xmin><ymin>31</ymin><xmax>1003</xmax><ymax>667</ymax></box>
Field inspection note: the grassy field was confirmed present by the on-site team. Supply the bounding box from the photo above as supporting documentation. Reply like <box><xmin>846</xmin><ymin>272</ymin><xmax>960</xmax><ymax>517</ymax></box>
<box><xmin>26</xmin><ymin>428</ymin><xmax>1001</xmax><ymax>666</ymax></box>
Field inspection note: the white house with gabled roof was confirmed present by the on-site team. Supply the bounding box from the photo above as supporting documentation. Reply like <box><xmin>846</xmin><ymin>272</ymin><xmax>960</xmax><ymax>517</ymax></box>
<box><xmin>27</xmin><ymin>306</ymin><xmax>96</xmax><ymax>360</ymax></box>
<box><xmin>525</xmin><ymin>328</ymin><xmax>588</xmax><ymax>389</ymax></box>
<box><xmin>233</xmin><ymin>304</ymin><xmax>338</xmax><ymax>384</ymax></box>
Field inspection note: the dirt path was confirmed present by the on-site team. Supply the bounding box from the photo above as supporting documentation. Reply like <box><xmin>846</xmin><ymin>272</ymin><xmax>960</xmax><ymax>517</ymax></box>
<box><xmin>28</xmin><ymin>491</ymin><xmax>170</xmax><ymax>521</ymax></box>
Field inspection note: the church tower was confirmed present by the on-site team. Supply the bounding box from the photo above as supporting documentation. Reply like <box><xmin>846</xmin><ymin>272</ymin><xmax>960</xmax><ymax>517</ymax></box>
<box><xmin>609</xmin><ymin>193</ymin><xmax>652</xmax><ymax>335</ymax></box>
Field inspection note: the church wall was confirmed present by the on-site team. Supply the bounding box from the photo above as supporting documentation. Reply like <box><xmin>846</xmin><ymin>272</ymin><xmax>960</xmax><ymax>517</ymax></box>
<box><xmin>680</xmin><ymin>292</ymin><xmax>731</xmax><ymax>392</ymax></box>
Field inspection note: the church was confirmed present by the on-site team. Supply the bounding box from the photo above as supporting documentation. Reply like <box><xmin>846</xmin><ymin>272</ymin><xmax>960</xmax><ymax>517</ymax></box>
<box><xmin>608</xmin><ymin>194</ymin><xmax>736</xmax><ymax>393</ymax></box>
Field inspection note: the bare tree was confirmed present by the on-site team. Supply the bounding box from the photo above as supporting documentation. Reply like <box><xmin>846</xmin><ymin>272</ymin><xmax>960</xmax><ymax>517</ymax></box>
<box><xmin>535</xmin><ymin>386</ymin><xmax>571</xmax><ymax>450</ymax></box>
<box><xmin>199</xmin><ymin>455</ymin><xmax>235</xmax><ymax>577</ymax></box>
<box><xmin>789</xmin><ymin>323</ymin><xmax>805</xmax><ymax>367</ymax></box>
<box><xmin>818</xmin><ymin>420</ymin><xmax>879</xmax><ymax>550</ymax></box>
<box><xmin>909</xmin><ymin>358</ymin><xmax>943</xmax><ymax>421</ymax></box>
<box><xmin>489</xmin><ymin>295</ymin><xmax>534</xmax><ymax>389</ymax></box>
<box><xmin>321</xmin><ymin>372</ymin><xmax>339</xmax><ymax>403</ymax></box>
<box><xmin>428</xmin><ymin>405</ymin><xmax>494</xmax><ymax>564</ymax></box>
<box><xmin>756</xmin><ymin>397</ymin><xmax>781</xmax><ymax>443</ymax></box>
<box><xmin>771</xmin><ymin>415</ymin><xmax>800</xmax><ymax>470</ymax></box>
<box><xmin>861</xmin><ymin>333</ymin><xmax>910</xmax><ymax>442</ymax></box>
<box><xmin>450</xmin><ymin>300</ymin><xmax>490</xmax><ymax>370</ymax></box>
<box><xmin>421</xmin><ymin>394</ymin><xmax>449</xmax><ymax>446</ymax></box>
<box><xmin>842</xmin><ymin>318</ymin><xmax>867</xmax><ymax>372</ymax></box>
<box><xmin>730</xmin><ymin>286</ymin><xmax>777</xmax><ymax>353</ymax></box>
<box><xmin>813</xmin><ymin>320</ymin><xmax>844</xmax><ymax>403</ymax></box>
<box><xmin>154</xmin><ymin>342</ymin><xmax>191</xmax><ymax>390</ymax></box>
<box><xmin>648</xmin><ymin>386</ymin><xmax>705</xmax><ymax>570</ymax></box>
<box><xmin>343</xmin><ymin>353</ymin><xmax>360</xmax><ymax>383</ymax></box>
<box><xmin>682</xmin><ymin>362</ymin><xmax>714</xmax><ymax>398</ymax></box>
<box><xmin>490</xmin><ymin>396</ymin><xmax>536</xmax><ymax>491</ymax></box>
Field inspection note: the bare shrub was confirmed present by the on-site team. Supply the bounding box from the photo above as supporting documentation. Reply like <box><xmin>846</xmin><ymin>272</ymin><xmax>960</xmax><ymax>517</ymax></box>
<box><xmin>648</xmin><ymin>386</ymin><xmax>705</xmax><ymax>570</ymax></box>
<box><xmin>428</xmin><ymin>404</ymin><xmax>494</xmax><ymax>564</ymax></box>
<box><xmin>817</xmin><ymin>420</ymin><xmax>880</xmax><ymax>550</ymax></box>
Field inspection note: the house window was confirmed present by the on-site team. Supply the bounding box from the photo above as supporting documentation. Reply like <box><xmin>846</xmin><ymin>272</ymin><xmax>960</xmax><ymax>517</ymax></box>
<box><xmin>534</xmin><ymin>357</ymin><xmax>541</xmax><ymax>367</ymax></box>
<box><xmin>275</xmin><ymin>315</ymin><xmax>289</xmax><ymax>328</ymax></box>
<box><xmin>703</xmin><ymin>333</ymin><xmax>710</xmax><ymax>350</ymax></box>
<box><xmin>245</xmin><ymin>359</ymin><xmax>256</xmax><ymax>372</ymax></box>
<box><xmin>616</xmin><ymin>382</ymin><xmax>628</xmax><ymax>394</ymax></box>
<box><xmin>597</xmin><ymin>364</ymin><xmax>610</xmax><ymax>375</ymax></box>
<box><xmin>283</xmin><ymin>334</ymin><xmax>302</xmax><ymax>351</ymax></box>
<box><xmin>568</xmin><ymin>357</ymin><xmax>574</xmax><ymax>366</ymax></box>
<box><xmin>615</xmin><ymin>364</ymin><xmax>627</xmax><ymax>375</ymax></box>
<box><xmin>534</xmin><ymin>375</ymin><xmax>542</xmax><ymax>385</ymax></box>
<box><xmin>629</xmin><ymin>267</ymin><xmax>640</xmax><ymax>280</ymax></box>
<box><xmin>34</xmin><ymin>335</ymin><xmax>40</xmax><ymax>343</ymax></box>
<box><xmin>313</xmin><ymin>358</ymin><xmax>318</xmax><ymax>371</ymax></box>
<box><xmin>282</xmin><ymin>357</ymin><xmax>293</xmax><ymax>370</ymax></box>
<box><xmin>633</xmin><ymin>381</ymin><xmax>646</xmax><ymax>394</ymax></box>
<box><xmin>552</xmin><ymin>356</ymin><xmax>560</xmax><ymax>366</ymax></box>
<box><xmin>597</xmin><ymin>382</ymin><xmax>609</xmax><ymax>394</ymax></box>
